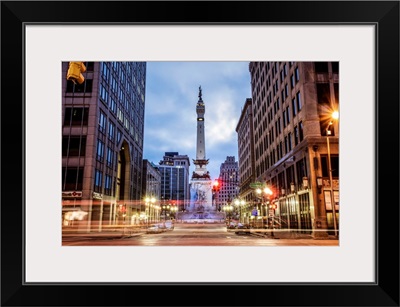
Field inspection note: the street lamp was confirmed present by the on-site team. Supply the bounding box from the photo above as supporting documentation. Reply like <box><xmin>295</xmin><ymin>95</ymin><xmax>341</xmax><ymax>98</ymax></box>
<box><xmin>326</xmin><ymin>110</ymin><xmax>339</xmax><ymax>237</ymax></box>
<box><xmin>223</xmin><ymin>204</ymin><xmax>234</xmax><ymax>226</ymax></box>
<box><xmin>161</xmin><ymin>204</ymin><xmax>171</xmax><ymax>227</ymax></box>
<box><xmin>234</xmin><ymin>198</ymin><xmax>246</xmax><ymax>223</ymax></box>
<box><xmin>144</xmin><ymin>196</ymin><xmax>156</xmax><ymax>226</ymax></box>
<box><xmin>170</xmin><ymin>205</ymin><xmax>178</xmax><ymax>220</ymax></box>
<box><xmin>256</xmin><ymin>186</ymin><xmax>273</xmax><ymax>230</ymax></box>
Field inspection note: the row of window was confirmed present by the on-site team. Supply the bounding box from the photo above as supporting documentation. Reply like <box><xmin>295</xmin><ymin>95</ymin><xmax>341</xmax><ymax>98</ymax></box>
<box><xmin>261</xmin><ymin>91</ymin><xmax>302</xmax><ymax>137</ymax></box>
<box><xmin>253</xmin><ymin>66</ymin><xmax>300</xmax><ymax>117</ymax></box>
<box><xmin>94</xmin><ymin>169</ymin><xmax>113</xmax><ymax>195</ymax></box>
<box><xmin>255</xmin><ymin>122</ymin><xmax>304</xmax><ymax>177</ymax></box>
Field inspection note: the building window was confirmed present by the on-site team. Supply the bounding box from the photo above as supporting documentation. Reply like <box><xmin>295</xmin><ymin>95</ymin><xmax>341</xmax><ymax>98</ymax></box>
<box><xmin>111</xmin><ymin>76</ymin><xmax>118</xmax><ymax>94</ymax></box>
<box><xmin>99</xmin><ymin>84</ymin><xmax>109</xmax><ymax>105</ymax></box>
<box><xmin>296</xmin><ymin>91</ymin><xmax>302</xmax><ymax>111</ymax></box>
<box><xmin>99</xmin><ymin>110</ymin><xmax>107</xmax><ymax>133</ymax></box>
<box><xmin>292</xmin><ymin>98</ymin><xmax>297</xmax><ymax>117</ymax></box>
<box><xmin>290</xmin><ymin>74</ymin><xmax>295</xmax><ymax>89</ymax></box>
<box><xmin>277</xmin><ymin>117</ymin><xmax>281</xmax><ymax>135</ymax></box>
<box><xmin>294</xmin><ymin>126</ymin><xmax>299</xmax><ymax>145</ymax></box>
<box><xmin>66</xmin><ymin>79</ymin><xmax>93</xmax><ymax>93</ymax></box>
<box><xmin>284</xmin><ymin>136</ymin><xmax>288</xmax><ymax>154</ymax></box>
<box><xmin>108</xmin><ymin>121</ymin><xmax>115</xmax><ymax>142</ymax></box>
<box><xmin>299</xmin><ymin>121</ymin><xmax>304</xmax><ymax>141</ymax></box>
<box><xmin>104</xmin><ymin>174</ymin><xmax>112</xmax><ymax>196</ymax></box>
<box><xmin>278</xmin><ymin>142</ymin><xmax>283</xmax><ymax>160</ymax></box>
<box><xmin>117</xmin><ymin>107</ymin><xmax>124</xmax><ymax>123</ymax></box>
<box><xmin>321</xmin><ymin>156</ymin><xmax>339</xmax><ymax>177</ymax></box>
<box><xmin>286</xmin><ymin>106</ymin><xmax>290</xmax><ymax>124</ymax></box>
<box><xmin>283</xmin><ymin>110</ymin><xmax>287</xmax><ymax>127</ymax></box>
<box><xmin>102</xmin><ymin>62</ymin><xmax>110</xmax><ymax>82</ymax></box>
<box><xmin>64</xmin><ymin>107</ymin><xmax>89</xmax><ymax>126</ymax></box>
<box><xmin>94</xmin><ymin>169</ymin><xmax>103</xmax><ymax>193</ymax></box>
<box><xmin>110</xmin><ymin>98</ymin><xmax>117</xmax><ymax>114</ymax></box>
<box><xmin>317</xmin><ymin>83</ymin><xmax>331</xmax><ymax>105</ymax></box>
<box><xmin>96</xmin><ymin>139</ymin><xmax>105</xmax><ymax>161</ymax></box>
<box><xmin>295</xmin><ymin>67</ymin><xmax>300</xmax><ymax>82</ymax></box>
<box><xmin>84</xmin><ymin>62</ymin><xmax>94</xmax><ymax>71</ymax></box>
<box><xmin>106</xmin><ymin>147</ymin><xmax>114</xmax><ymax>168</ymax></box>
<box><xmin>117</xmin><ymin>129</ymin><xmax>122</xmax><ymax>144</ymax></box>
<box><xmin>62</xmin><ymin>167</ymin><xmax>83</xmax><ymax>191</ymax></box>
<box><xmin>62</xmin><ymin>136</ymin><xmax>86</xmax><ymax>156</ymax></box>
<box><xmin>288</xmin><ymin>132</ymin><xmax>292</xmax><ymax>151</ymax></box>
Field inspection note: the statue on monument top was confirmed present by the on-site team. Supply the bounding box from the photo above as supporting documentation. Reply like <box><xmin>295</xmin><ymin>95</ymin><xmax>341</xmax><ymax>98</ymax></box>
<box><xmin>198</xmin><ymin>86</ymin><xmax>203</xmax><ymax>104</ymax></box>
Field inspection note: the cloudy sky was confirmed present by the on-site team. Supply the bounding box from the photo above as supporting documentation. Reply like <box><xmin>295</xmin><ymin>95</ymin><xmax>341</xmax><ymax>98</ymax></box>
<box><xmin>143</xmin><ymin>61</ymin><xmax>252</xmax><ymax>180</ymax></box>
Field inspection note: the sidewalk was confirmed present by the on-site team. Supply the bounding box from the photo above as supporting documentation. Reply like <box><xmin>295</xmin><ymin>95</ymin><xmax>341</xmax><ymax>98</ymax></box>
<box><xmin>231</xmin><ymin>228</ymin><xmax>338</xmax><ymax>240</ymax></box>
<box><xmin>62</xmin><ymin>227</ymin><xmax>146</xmax><ymax>240</ymax></box>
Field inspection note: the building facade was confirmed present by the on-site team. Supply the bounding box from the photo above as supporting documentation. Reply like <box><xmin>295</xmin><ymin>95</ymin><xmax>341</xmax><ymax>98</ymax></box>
<box><xmin>62</xmin><ymin>61</ymin><xmax>147</xmax><ymax>231</ymax></box>
<box><xmin>142</xmin><ymin>159</ymin><xmax>162</xmax><ymax>223</ymax></box>
<box><xmin>243</xmin><ymin>61</ymin><xmax>339</xmax><ymax>237</ymax></box>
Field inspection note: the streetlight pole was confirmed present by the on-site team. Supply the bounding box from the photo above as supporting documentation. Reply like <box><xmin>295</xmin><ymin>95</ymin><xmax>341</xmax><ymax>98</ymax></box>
<box><xmin>326</xmin><ymin>110</ymin><xmax>339</xmax><ymax>237</ymax></box>
<box><xmin>234</xmin><ymin>199</ymin><xmax>245</xmax><ymax>224</ymax></box>
<box><xmin>256</xmin><ymin>186</ymin><xmax>273</xmax><ymax>233</ymax></box>
<box><xmin>326</xmin><ymin>133</ymin><xmax>338</xmax><ymax>237</ymax></box>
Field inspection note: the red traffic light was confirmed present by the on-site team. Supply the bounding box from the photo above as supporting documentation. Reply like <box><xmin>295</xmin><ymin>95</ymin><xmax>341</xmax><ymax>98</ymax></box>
<box><xmin>212</xmin><ymin>179</ymin><xmax>221</xmax><ymax>192</ymax></box>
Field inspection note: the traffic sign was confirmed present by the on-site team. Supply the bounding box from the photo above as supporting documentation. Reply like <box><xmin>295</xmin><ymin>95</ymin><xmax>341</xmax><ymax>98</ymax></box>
<box><xmin>250</xmin><ymin>181</ymin><xmax>263</xmax><ymax>189</ymax></box>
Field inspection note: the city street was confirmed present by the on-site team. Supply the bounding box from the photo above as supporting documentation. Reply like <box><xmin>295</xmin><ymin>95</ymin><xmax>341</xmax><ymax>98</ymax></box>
<box><xmin>62</xmin><ymin>222</ymin><xmax>338</xmax><ymax>246</ymax></box>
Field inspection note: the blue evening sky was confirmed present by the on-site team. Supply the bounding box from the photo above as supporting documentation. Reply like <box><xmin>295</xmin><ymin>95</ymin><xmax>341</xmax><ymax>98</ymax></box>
<box><xmin>143</xmin><ymin>61</ymin><xmax>252</xmax><ymax>180</ymax></box>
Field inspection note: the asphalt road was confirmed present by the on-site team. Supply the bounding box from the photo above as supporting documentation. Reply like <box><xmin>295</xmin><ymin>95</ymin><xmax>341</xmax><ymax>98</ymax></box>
<box><xmin>62</xmin><ymin>222</ymin><xmax>339</xmax><ymax>246</ymax></box>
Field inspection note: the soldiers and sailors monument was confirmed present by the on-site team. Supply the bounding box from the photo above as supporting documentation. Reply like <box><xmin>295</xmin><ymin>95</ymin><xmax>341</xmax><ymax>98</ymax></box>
<box><xmin>182</xmin><ymin>86</ymin><xmax>223</xmax><ymax>221</ymax></box>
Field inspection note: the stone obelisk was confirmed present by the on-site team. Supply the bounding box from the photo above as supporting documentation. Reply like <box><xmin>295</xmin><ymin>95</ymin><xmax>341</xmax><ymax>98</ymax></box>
<box><xmin>189</xmin><ymin>86</ymin><xmax>214</xmax><ymax>214</ymax></box>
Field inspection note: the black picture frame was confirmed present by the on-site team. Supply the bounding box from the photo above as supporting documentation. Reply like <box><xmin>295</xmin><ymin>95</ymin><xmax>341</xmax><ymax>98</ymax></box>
<box><xmin>1</xmin><ymin>1</ymin><xmax>399</xmax><ymax>306</ymax></box>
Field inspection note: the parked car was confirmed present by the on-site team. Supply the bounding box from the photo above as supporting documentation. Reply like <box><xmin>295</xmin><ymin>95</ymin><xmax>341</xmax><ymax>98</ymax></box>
<box><xmin>234</xmin><ymin>223</ymin><xmax>251</xmax><ymax>235</ymax></box>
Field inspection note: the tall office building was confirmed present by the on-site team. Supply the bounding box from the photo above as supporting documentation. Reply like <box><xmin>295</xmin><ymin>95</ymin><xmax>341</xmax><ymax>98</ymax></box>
<box><xmin>246</xmin><ymin>62</ymin><xmax>339</xmax><ymax>237</ymax></box>
<box><xmin>217</xmin><ymin>156</ymin><xmax>239</xmax><ymax>209</ymax></box>
<box><xmin>62</xmin><ymin>62</ymin><xmax>147</xmax><ymax>232</ymax></box>
<box><xmin>236</xmin><ymin>98</ymin><xmax>256</xmax><ymax>205</ymax></box>
<box><xmin>158</xmin><ymin>152</ymin><xmax>191</xmax><ymax>212</ymax></box>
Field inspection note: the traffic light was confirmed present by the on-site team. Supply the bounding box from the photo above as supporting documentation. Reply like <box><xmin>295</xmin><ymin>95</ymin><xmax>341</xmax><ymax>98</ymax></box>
<box><xmin>212</xmin><ymin>179</ymin><xmax>220</xmax><ymax>192</ymax></box>
<box><xmin>66</xmin><ymin>61</ymin><xmax>86</xmax><ymax>84</ymax></box>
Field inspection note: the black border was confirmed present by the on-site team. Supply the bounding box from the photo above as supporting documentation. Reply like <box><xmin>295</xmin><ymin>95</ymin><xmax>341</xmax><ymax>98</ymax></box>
<box><xmin>1</xmin><ymin>1</ymin><xmax>399</xmax><ymax>306</ymax></box>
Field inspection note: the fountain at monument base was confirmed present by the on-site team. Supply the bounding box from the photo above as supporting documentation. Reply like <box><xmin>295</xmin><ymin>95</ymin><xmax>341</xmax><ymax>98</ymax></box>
<box><xmin>178</xmin><ymin>179</ymin><xmax>226</xmax><ymax>223</ymax></box>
